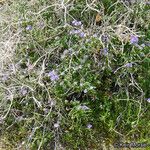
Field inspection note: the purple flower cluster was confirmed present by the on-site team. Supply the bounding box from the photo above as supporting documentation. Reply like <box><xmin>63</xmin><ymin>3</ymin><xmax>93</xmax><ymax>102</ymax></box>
<box><xmin>70</xmin><ymin>19</ymin><xmax>86</xmax><ymax>38</ymax></box>
<box><xmin>130</xmin><ymin>35</ymin><xmax>139</xmax><ymax>44</ymax></box>
<box><xmin>79</xmin><ymin>31</ymin><xmax>86</xmax><ymax>38</ymax></box>
<box><xmin>48</xmin><ymin>70</ymin><xmax>59</xmax><ymax>81</ymax></box>
<box><xmin>72</xmin><ymin>20</ymin><xmax>82</xmax><ymax>26</ymax></box>
<box><xmin>26</xmin><ymin>25</ymin><xmax>32</xmax><ymax>31</ymax></box>
<box><xmin>70</xmin><ymin>29</ymin><xmax>86</xmax><ymax>38</ymax></box>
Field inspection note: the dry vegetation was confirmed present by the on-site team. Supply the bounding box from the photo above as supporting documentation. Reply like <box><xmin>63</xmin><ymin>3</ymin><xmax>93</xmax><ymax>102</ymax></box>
<box><xmin>0</xmin><ymin>0</ymin><xmax>150</xmax><ymax>149</ymax></box>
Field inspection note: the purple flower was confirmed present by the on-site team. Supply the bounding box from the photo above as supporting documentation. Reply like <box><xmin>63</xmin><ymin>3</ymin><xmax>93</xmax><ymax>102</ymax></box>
<box><xmin>26</xmin><ymin>25</ymin><xmax>32</xmax><ymax>31</ymax></box>
<box><xmin>69</xmin><ymin>29</ymin><xmax>86</xmax><ymax>38</ymax></box>
<box><xmin>2</xmin><ymin>75</ymin><xmax>8</xmax><ymax>81</ymax></box>
<box><xmin>138</xmin><ymin>43</ymin><xmax>146</xmax><ymax>50</ymax></box>
<box><xmin>72</xmin><ymin>20</ymin><xmax>82</xmax><ymax>26</ymax></box>
<box><xmin>48</xmin><ymin>70</ymin><xmax>59</xmax><ymax>81</ymax></box>
<box><xmin>69</xmin><ymin>30</ymin><xmax>73</xmax><ymax>35</ymax></box>
<box><xmin>79</xmin><ymin>32</ymin><xmax>86</xmax><ymax>38</ymax></box>
<box><xmin>100</xmin><ymin>48</ymin><xmax>108</xmax><ymax>56</ymax></box>
<box><xmin>145</xmin><ymin>42</ymin><xmax>150</xmax><ymax>47</ymax></box>
<box><xmin>124</xmin><ymin>63</ymin><xmax>133</xmax><ymax>68</ymax></box>
<box><xmin>84</xmin><ymin>89</ymin><xmax>88</xmax><ymax>93</ymax></box>
<box><xmin>78</xmin><ymin>105</ymin><xmax>90</xmax><ymax>110</ymax></box>
<box><xmin>48</xmin><ymin>99</ymin><xmax>56</xmax><ymax>106</ymax></box>
<box><xmin>72</xmin><ymin>20</ymin><xmax>77</xmax><ymax>25</ymax></box>
<box><xmin>130</xmin><ymin>35</ymin><xmax>139</xmax><ymax>44</ymax></box>
<box><xmin>141</xmin><ymin>43</ymin><xmax>145</xmax><ymax>48</ymax></box>
<box><xmin>37</xmin><ymin>21</ymin><xmax>45</xmax><ymax>29</ymax></box>
<box><xmin>101</xmin><ymin>34</ymin><xmax>108</xmax><ymax>43</ymax></box>
<box><xmin>20</xmin><ymin>88</ymin><xmax>28</xmax><ymax>96</ymax></box>
<box><xmin>145</xmin><ymin>2</ymin><xmax>150</xmax><ymax>5</ymax></box>
<box><xmin>92</xmin><ymin>34</ymin><xmax>98</xmax><ymax>38</ymax></box>
<box><xmin>146</xmin><ymin>98</ymin><xmax>150</xmax><ymax>103</ymax></box>
<box><xmin>87</xmin><ymin>123</ymin><xmax>92</xmax><ymax>129</ymax></box>
<box><xmin>54</xmin><ymin>122</ymin><xmax>59</xmax><ymax>128</ymax></box>
<box><xmin>69</xmin><ymin>28</ymin><xmax>86</xmax><ymax>38</ymax></box>
<box><xmin>69</xmin><ymin>29</ymin><xmax>80</xmax><ymax>35</ymax></box>
<box><xmin>74</xmin><ymin>30</ymin><xmax>81</xmax><ymax>34</ymax></box>
<box><xmin>103</xmin><ymin>48</ymin><xmax>108</xmax><ymax>56</ymax></box>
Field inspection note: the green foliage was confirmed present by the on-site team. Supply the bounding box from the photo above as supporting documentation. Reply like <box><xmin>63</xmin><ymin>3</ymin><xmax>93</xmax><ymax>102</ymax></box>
<box><xmin>0</xmin><ymin>0</ymin><xmax>150</xmax><ymax>149</ymax></box>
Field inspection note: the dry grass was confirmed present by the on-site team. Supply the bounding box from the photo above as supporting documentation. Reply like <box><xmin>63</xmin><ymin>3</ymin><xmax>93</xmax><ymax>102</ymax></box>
<box><xmin>0</xmin><ymin>2</ymin><xmax>17</xmax><ymax>149</ymax></box>
<box><xmin>0</xmin><ymin>0</ymin><xmax>150</xmax><ymax>149</ymax></box>
<box><xmin>0</xmin><ymin>1</ymin><xmax>21</xmax><ymax>71</ymax></box>
<box><xmin>0</xmin><ymin>138</ymin><xmax>12</xmax><ymax>150</ymax></box>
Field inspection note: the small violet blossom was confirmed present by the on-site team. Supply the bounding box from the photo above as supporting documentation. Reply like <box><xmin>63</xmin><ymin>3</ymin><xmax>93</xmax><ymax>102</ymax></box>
<box><xmin>101</xmin><ymin>34</ymin><xmax>109</xmax><ymax>43</ymax></box>
<box><xmin>54</xmin><ymin>122</ymin><xmax>59</xmax><ymax>128</ymax></box>
<box><xmin>145</xmin><ymin>42</ymin><xmax>150</xmax><ymax>47</ymax></box>
<box><xmin>2</xmin><ymin>75</ymin><xmax>8</xmax><ymax>81</ymax></box>
<box><xmin>145</xmin><ymin>2</ymin><xmax>150</xmax><ymax>5</ymax></box>
<box><xmin>26</xmin><ymin>25</ymin><xmax>32</xmax><ymax>31</ymax></box>
<box><xmin>146</xmin><ymin>98</ymin><xmax>150</xmax><ymax>103</ymax></box>
<box><xmin>141</xmin><ymin>43</ymin><xmax>145</xmax><ymax>48</ymax></box>
<box><xmin>93</xmin><ymin>34</ymin><xmax>98</xmax><ymax>38</ymax></box>
<box><xmin>37</xmin><ymin>21</ymin><xmax>45</xmax><ymax>29</ymax></box>
<box><xmin>20</xmin><ymin>88</ymin><xmax>28</xmax><ymax>96</ymax></box>
<box><xmin>69</xmin><ymin>29</ymin><xmax>80</xmax><ymax>35</ymax></box>
<box><xmin>100</xmin><ymin>48</ymin><xmax>108</xmax><ymax>56</ymax></box>
<box><xmin>124</xmin><ymin>63</ymin><xmax>133</xmax><ymax>68</ymax></box>
<box><xmin>28</xmin><ymin>64</ymin><xmax>34</xmax><ymax>70</ymax></box>
<box><xmin>69</xmin><ymin>29</ymin><xmax>86</xmax><ymax>38</ymax></box>
<box><xmin>48</xmin><ymin>70</ymin><xmax>59</xmax><ymax>81</ymax></box>
<box><xmin>79</xmin><ymin>32</ymin><xmax>86</xmax><ymax>38</ymax></box>
<box><xmin>138</xmin><ymin>43</ymin><xmax>146</xmax><ymax>50</ymax></box>
<box><xmin>130</xmin><ymin>35</ymin><xmax>139</xmax><ymax>44</ymax></box>
<box><xmin>72</xmin><ymin>20</ymin><xmax>82</xmax><ymax>26</ymax></box>
<box><xmin>87</xmin><ymin>123</ymin><xmax>92</xmax><ymax>129</ymax></box>
<box><xmin>78</xmin><ymin>105</ymin><xmax>90</xmax><ymax>111</ymax></box>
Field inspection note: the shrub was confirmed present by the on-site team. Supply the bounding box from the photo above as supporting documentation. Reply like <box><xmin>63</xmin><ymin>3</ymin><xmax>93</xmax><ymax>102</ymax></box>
<box><xmin>0</xmin><ymin>0</ymin><xmax>150</xmax><ymax>149</ymax></box>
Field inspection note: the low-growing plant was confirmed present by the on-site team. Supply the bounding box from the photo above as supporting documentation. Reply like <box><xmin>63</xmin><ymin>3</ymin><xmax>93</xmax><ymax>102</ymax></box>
<box><xmin>0</xmin><ymin>0</ymin><xmax>150</xmax><ymax>149</ymax></box>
